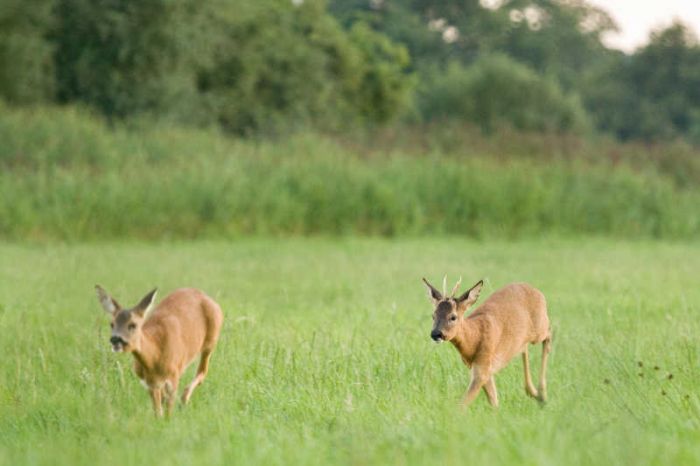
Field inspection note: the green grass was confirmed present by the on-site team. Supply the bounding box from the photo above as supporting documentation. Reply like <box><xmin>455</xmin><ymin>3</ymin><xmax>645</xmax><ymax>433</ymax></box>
<box><xmin>1</xmin><ymin>238</ymin><xmax>699</xmax><ymax>465</ymax></box>
<box><xmin>2</xmin><ymin>105</ymin><xmax>700</xmax><ymax>240</ymax></box>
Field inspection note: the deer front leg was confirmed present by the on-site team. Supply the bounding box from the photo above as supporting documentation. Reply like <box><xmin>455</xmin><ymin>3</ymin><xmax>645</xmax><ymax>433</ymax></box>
<box><xmin>163</xmin><ymin>378</ymin><xmax>179</xmax><ymax>417</ymax></box>
<box><xmin>149</xmin><ymin>387</ymin><xmax>163</xmax><ymax>418</ymax></box>
<box><xmin>460</xmin><ymin>366</ymin><xmax>490</xmax><ymax>408</ymax></box>
<box><xmin>482</xmin><ymin>377</ymin><xmax>499</xmax><ymax>407</ymax></box>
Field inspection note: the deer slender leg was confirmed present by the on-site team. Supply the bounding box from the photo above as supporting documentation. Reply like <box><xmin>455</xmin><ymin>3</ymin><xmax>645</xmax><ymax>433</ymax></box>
<box><xmin>482</xmin><ymin>377</ymin><xmax>499</xmax><ymax>407</ymax></box>
<box><xmin>461</xmin><ymin>367</ymin><xmax>489</xmax><ymax>408</ymax></box>
<box><xmin>538</xmin><ymin>337</ymin><xmax>551</xmax><ymax>403</ymax></box>
<box><xmin>149</xmin><ymin>387</ymin><xmax>163</xmax><ymax>418</ymax></box>
<box><xmin>164</xmin><ymin>378</ymin><xmax>179</xmax><ymax>417</ymax></box>
<box><xmin>522</xmin><ymin>347</ymin><xmax>539</xmax><ymax>398</ymax></box>
<box><xmin>181</xmin><ymin>349</ymin><xmax>212</xmax><ymax>405</ymax></box>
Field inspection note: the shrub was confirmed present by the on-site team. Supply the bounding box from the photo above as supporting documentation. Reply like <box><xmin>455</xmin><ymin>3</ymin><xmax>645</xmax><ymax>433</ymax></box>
<box><xmin>418</xmin><ymin>55</ymin><xmax>590</xmax><ymax>134</ymax></box>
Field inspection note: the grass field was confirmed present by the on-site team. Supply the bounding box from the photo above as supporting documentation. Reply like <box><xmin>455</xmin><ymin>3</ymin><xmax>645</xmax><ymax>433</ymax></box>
<box><xmin>1</xmin><ymin>238</ymin><xmax>699</xmax><ymax>465</ymax></box>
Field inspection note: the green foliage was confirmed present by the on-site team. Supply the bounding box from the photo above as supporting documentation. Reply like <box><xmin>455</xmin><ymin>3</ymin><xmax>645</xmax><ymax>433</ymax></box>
<box><xmin>418</xmin><ymin>56</ymin><xmax>589</xmax><ymax>133</ymax></box>
<box><xmin>197</xmin><ymin>0</ymin><xmax>354</xmax><ymax>133</ymax></box>
<box><xmin>583</xmin><ymin>22</ymin><xmax>700</xmax><ymax>142</ymax></box>
<box><xmin>346</xmin><ymin>21</ymin><xmax>413</xmax><ymax>124</ymax></box>
<box><xmin>52</xmin><ymin>0</ymin><xmax>207</xmax><ymax>120</ymax></box>
<box><xmin>498</xmin><ymin>0</ymin><xmax>618</xmax><ymax>90</ymax></box>
<box><xmin>2</xmin><ymin>0</ymin><xmax>699</xmax><ymax>142</ymax></box>
<box><xmin>331</xmin><ymin>0</ymin><xmax>447</xmax><ymax>72</ymax></box>
<box><xmin>196</xmin><ymin>0</ymin><xmax>412</xmax><ymax>134</ymax></box>
<box><xmin>2</xmin><ymin>240</ymin><xmax>700</xmax><ymax>465</ymax></box>
<box><xmin>330</xmin><ymin>0</ymin><xmax>617</xmax><ymax>89</ymax></box>
<box><xmin>1</xmin><ymin>106</ymin><xmax>699</xmax><ymax>240</ymax></box>
<box><xmin>43</xmin><ymin>0</ymin><xmax>413</xmax><ymax>133</ymax></box>
<box><xmin>0</xmin><ymin>0</ymin><xmax>55</xmax><ymax>103</ymax></box>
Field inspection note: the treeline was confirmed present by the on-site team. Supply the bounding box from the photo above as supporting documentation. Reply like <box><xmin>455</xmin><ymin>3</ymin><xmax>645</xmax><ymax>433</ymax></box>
<box><xmin>1</xmin><ymin>0</ymin><xmax>700</xmax><ymax>142</ymax></box>
<box><xmin>1</xmin><ymin>0</ymin><xmax>411</xmax><ymax>135</ymax></box>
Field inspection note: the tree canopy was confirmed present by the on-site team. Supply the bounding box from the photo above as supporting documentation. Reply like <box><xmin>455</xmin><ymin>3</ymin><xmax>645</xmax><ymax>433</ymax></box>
<box><xmin>1</xmin><ymin>0</ymin><xmax>699</xmax><ymax>142</ymax></box>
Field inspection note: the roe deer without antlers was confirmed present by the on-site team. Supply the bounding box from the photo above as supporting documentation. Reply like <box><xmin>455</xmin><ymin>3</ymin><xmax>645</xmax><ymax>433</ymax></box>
<box><xmin>95</xmin><ymin>286</ymin><xmax>223</xmax><ymax>417</ymax></box>
<box><xmin>423</xmin><ymin>277</ymin><xmax>551</xmax><ymax>408</ymax></box>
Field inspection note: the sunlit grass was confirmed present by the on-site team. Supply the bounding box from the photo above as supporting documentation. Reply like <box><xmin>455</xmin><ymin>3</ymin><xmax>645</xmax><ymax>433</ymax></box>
<box><xmin>0</xmin><ymin>238</ymin><xmax>699</xmax><ymax>465</ymax></box>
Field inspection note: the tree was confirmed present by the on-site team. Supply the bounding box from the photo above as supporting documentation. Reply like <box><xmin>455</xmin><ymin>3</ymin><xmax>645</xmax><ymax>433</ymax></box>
<box><xmin>196</xmin><ymin>0</ymin><xmax>412</xmax><ymax>134</ymax></box>
<box><xmin>52</xmin><ymin>0</ymin><xmax>206</xmax><ymax>120</ymax></box>
<box><xmin>419</xmin><ymin>55</ymin><xmax>589</xmax><ymax>134</ymax></box>
<box><xmin>0</xmin><ymin>0</ymin><xmax>55</xmax><ymax>104</ymax></box>
<box><xmin>582</xmin><ymin>22</ymin><xmax>700</xmax><ymax>141</ymax></box>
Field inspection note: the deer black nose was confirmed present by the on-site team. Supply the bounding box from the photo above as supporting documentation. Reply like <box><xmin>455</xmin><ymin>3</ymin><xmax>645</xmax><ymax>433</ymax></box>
<box><xmin>110</xmin><ymin>336</ymin><xmax>123</xmax><ymax>345</ymax></box>
<box><xmin>431</xmin><ymin>330</ymin><xmax>444</xmax><ymax>341</ymax></box>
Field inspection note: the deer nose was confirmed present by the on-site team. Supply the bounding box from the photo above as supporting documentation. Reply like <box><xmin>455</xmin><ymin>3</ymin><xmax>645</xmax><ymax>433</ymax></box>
<box><xmin>110</xmin><ymin>336</ymin><xmax>124</xmax><ymax>345</ymax></box>
<box><xmin>431</xmin><ymin>330</ymin><xmax>444</xmax><ymax>341</ymax></box>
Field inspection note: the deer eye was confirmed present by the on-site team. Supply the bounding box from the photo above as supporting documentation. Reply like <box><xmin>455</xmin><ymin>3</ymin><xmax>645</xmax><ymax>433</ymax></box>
<box><xmin>128</xmin><ymin>323</ymin><xmax>137</xmax><ymax>331</ymax></box>
<box><xmin>450</xmin><ymin>315</ymin><xmax>457</xmax><ymax>322</ymax></box>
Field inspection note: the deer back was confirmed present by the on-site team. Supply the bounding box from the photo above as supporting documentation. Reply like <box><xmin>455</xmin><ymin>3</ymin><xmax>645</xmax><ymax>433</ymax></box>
<box><xmin>467</xmin><ymin>283</ymin><xmax>548</xmax><ymax>370</ymax></box>
<box><xmin>142</xmin><ymin>288</ymin><xmax>223</xmax><ymax>372</ymax></box>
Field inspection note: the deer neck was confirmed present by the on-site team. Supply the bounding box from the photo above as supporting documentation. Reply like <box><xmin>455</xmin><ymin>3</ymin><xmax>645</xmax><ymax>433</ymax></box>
<box><xmin>450</xmin><ymin>318</ymin><xmax>480</xmax><ymax>363</ymax></box>
<box><xmin>131</xmin><ymin>328</ymin><xmax>161</xmax><ymax>372</ymax></box>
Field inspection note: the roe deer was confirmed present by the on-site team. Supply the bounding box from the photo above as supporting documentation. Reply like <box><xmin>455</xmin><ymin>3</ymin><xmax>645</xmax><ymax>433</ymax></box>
<box><xmin>95</xmin><ymin>286</ymin><xmax>223</xmax><ymax>417</ymax></box>
<box><xmin>423</xmin><ymin>277</ymin><xmax>551</xmax><ymax>408</ymax></box>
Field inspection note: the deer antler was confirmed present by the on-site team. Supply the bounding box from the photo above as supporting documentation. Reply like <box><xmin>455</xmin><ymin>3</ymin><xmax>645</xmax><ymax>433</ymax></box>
<box><xmin>442</xmin><ymin>275</ymin><xmax>447</xmax><ymax>296</ymax></box>
<box><xmin>450</xmin><ymin>276</ymin><xmax>462</xmax><ymax>297</ymax></box>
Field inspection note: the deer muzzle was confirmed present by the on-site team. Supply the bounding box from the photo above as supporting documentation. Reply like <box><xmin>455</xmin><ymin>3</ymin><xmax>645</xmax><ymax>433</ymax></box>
<box><xmin>110</xmin><ymin>335</ymin><xmax>127</xmax><ymax>352</ymax></box>
<box><xmin>431</xmin><ymin>329</ymin><xmax>445</xmax><ymax>343</ymax></box>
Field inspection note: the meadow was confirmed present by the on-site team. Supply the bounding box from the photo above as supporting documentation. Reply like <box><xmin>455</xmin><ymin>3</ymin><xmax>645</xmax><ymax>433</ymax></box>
<box><xmin>1</xmin><ymin>238</ymin><xmax>699</xmax><ymax>466</ymax></box>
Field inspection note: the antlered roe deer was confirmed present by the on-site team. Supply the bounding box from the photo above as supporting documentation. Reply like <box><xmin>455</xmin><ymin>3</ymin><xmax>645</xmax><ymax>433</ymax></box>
<box><xmin>95</xmin><ymin>286</ymin><xmax>223</xmax><ymax>417</ymax></box>
<box><xmin>423</xmin><ymin>277</ymin><xmax>551</xmax><ymax>408</ymax></box>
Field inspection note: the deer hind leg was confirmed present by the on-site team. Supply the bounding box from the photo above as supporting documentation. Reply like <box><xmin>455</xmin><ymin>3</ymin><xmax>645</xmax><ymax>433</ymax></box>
<box><xmin>181</xmin><ymin>349</ymin><xmax>212</xmax><ymax>405</ymax></box>
<box><xmin>522</xmin><ymin>347</ymin><xmax>540</xmax><ymax>399</ymax></box>
<box><xmin>482</xmin><ymin>377</ymin><xmax>499</xmax><ymax>408</ymax></box>
<box><xmin>538</xmin><ymin>336</ymin><xmax>552</xmax><ymax>403</ymax></box>
<box><xmin>149</xmin><ymin>387</ymin><xmax>163</xmax><ymax>418</ymax></box>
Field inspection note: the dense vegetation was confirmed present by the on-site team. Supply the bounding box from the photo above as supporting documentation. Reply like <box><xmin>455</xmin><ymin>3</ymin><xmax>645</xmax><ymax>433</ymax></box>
<box><xmin>1</xmin><ymin>105</ymin><xmax>700</xmax><ymax>240</ymax></box>
<box><xmin>2</xmin><ymin>0</ymin><xmax>700</xmax><ymax>240</ymax></box>
<box><xmin>2</xmin><ymin>0</ymin><xmax>700</xmax><ymax>141</ymax></box>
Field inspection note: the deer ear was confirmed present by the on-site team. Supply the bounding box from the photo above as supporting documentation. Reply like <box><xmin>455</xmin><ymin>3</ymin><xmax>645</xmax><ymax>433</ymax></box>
<box><xmin>95</xmin><ymin>285</ymin><xmax>121</xmax><ymax>314</ymax></box>
<box><xmin>422</xmin><ymin>278</ymin><xmax>443</xmax><ymax>303</ymax></box>
<box><xmin>133</xmin><ymin>288</ymin><xmax>158</xmax><ymax>317</ymax></box>
<box><xmin>457</xmin><ymin>280</ymin><xmax>483</xmax><ymax>311</ymax></box>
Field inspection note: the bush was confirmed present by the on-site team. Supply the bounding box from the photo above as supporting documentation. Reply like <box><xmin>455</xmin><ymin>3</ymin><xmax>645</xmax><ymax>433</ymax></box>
<box><xmin>418</xmin><ymin>55</ymin><xmax>590</xmax><ymax>134</ymax></box>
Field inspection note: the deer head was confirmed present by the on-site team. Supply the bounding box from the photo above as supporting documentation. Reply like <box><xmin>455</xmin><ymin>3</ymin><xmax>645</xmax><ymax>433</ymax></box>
<box><xmin>422</xmin><ymin>277</ymin><xmax>483</xmax><ymax>343</ymax></box>
<box><xmin>95</xmin><ymin>286</ymin><xmax>158</xmax><ymax>353</ymax></box>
